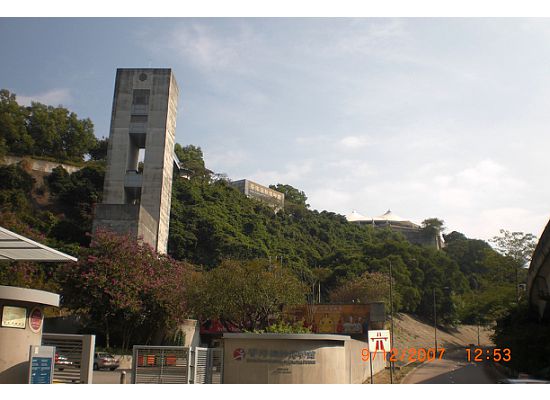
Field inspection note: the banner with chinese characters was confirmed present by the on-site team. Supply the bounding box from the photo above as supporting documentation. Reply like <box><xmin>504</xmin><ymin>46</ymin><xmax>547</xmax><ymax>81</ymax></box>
<box><xmin>232</xmin><ymin>347</ymin><xmax>316</xmax><ymax>364</ymax></box>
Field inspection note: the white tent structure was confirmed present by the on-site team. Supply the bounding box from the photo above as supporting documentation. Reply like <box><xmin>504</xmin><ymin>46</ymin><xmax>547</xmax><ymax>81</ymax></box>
<box><xmin>345</xmin><ymin>210</ymin><xmax>370</xmax><ymax>222</ymax></box>
<box><xmin>372</xmin><ymin>210</ymin><xmax>420</xmax><ymax>228</ymax></box>
<box><xmin>0</xmin><ymin>226</ymin><xmax>77</xmax><ymax>262</ymax></box>
<box><xmin>345</xmin><ymin>209</ymin><xmax>420</xmax><ymax>228</ymax></box>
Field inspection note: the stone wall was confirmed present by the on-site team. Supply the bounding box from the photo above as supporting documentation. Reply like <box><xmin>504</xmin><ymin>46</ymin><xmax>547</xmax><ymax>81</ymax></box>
<box><xmin>1</xmin><ymin>155</ymin><xmax>82</xmax><ymax>174</ymax></box>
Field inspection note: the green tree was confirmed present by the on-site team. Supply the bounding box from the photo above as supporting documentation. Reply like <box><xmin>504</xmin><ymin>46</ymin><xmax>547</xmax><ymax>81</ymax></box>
<box><xmin>269</xmin><ymin>184</ymin><xmax>309</xmax><ymax>207</ymax></box>
<box><xmin>186</xmin><ymin>259</ymin><xmax>308</xmax><ymax>330</ymax></box>
<box><xmin>421</xmin><ymin>217</ymin><xmax>445</xmax><ymax>235</ymax></box>
<box><xmin>492</xmin><ymin>303</ymin><xmax>550</xmax><ymax>378</ymax></box>
<box><xmin>490</xmin><ymin>229</ymin><xmax>537</xmax><ymax>303</ymax></box>
<box><xmin>46</xmin><ymin>164</ymin><xmax>105</xmax><ymax>244</ymax></box>
<box><xmin>59</xmin><ymin>229</ymin><xmax>191</xmax><ymax>349</ymax></box>
<box><xmin>329</xmin><ymin>271</ymin><xmax>391</xmax><ymax>305</ymax></box>
<box><xmin>490</xmin><ymin>229</ymin><xmax>537</xmax><ymax>266</ymax></box>
<box><xmin>89</xmin><ymin>137</ymin><xmax>109</xmax><ymax>161</ymax></box>
<box><xmin>0</xmin><ymin>89</ymin><xmax>33</xmax><ymax>155</ymax></box>
<box><xmin>27</xmin><ymin>102</ymin><xmax>97</xmax><ymax>162</ymax></box>
<box><xmin>174</xmin><ymin>143</ymin><xmax>210</xmax><ymax>179</ymax></box>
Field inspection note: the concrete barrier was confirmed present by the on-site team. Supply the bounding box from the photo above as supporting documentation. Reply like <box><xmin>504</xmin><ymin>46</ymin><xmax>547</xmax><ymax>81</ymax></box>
<box><xmin>222</xmin><ymin>333</ymin><xmax>385</xmax><ymax>384</ymax></box>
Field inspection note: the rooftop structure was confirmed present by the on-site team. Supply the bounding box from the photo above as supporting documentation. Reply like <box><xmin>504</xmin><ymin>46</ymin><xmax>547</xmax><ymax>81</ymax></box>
<box><xmin>346</xmin><ymin>209</ymin><xmax>444</xmax><ymax>250</ymax></box>
<box><xmin>230</xmin><ymin>179</ymin><xmax>284</xmax><ymax>211</ymax></box>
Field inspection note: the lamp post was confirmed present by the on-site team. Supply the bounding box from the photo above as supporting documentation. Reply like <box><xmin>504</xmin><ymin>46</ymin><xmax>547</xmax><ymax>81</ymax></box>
<box><xmin>433</xmin><ymin>286</ymin><xmax>450</xmax><ymax>351</ymax></box>
<box><xmin>433</xmin><ymin>287</ymin><xmax>437</xmax><ymax>351</ymax></box>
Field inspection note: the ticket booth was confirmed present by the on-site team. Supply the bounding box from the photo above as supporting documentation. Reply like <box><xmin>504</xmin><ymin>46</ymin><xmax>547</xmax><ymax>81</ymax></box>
<box><xmin>0</xmin><ymin>226</ymin><xmax>76</xmax><ymax>384</ymax></box>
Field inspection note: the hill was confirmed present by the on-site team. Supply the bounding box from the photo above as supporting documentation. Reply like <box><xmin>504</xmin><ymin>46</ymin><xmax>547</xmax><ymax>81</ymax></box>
<box><xmin>0</xmin><ymin>88</ymin><xmax>525</xmax><ymax>330</ymax></box>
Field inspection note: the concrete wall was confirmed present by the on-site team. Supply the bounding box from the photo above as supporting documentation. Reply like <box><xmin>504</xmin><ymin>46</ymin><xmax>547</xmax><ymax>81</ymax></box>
<box><xmin>0</xmin><ymin>300</ymin><xmax>43</xmax><ymax>383</ymax></box>
<box><xmin>93</xmin><ymin>203</ymin><xmax>157</xmax><ymax>248</ymax></box>
<box><xmin>345</xmin><ymin>337</ymin><xmax>385</xmax><ymax>384</ymax></box>
<box><xmin>1</xmin><ymin>155</ymin><xmax>82</xmax><ymax>174</ymax></box>
<box><xmin>528</xmin><ymin>219</ymin><xmax>550</xmax><ymax>319</ymax></box>
<box><xmin>222</xmin><ymin>333</ymin><xmax>385</xmax><ymax>384</ymax></box>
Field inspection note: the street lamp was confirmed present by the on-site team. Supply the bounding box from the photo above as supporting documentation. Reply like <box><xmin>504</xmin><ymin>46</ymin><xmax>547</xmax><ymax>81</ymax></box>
<box><xmin>433</xmin><ymin>286</ymin><xmax>450</xmax><ymax>351</ymax></box>
<box><xmin>433</xmin><ymin>288</ymin><xmax>437</xmax><ymax>351</ymax></box>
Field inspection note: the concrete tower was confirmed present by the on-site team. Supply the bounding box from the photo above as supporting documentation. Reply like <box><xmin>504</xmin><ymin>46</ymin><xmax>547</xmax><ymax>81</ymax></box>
<box><xmin>93</xmin><ymin>68</ymin><xmax>179</xmax><ymax>254</ymax></box>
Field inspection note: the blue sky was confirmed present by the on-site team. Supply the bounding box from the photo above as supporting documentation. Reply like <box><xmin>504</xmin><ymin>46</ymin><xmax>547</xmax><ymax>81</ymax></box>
<box><xmin>1</xmin><ymin>18</ymin><xmax>549</xmax><ymax>240</ymax></box>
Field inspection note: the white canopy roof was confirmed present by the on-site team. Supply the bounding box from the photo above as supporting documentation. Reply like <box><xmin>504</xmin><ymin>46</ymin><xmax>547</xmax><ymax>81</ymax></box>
<box><xmin>375</xmin><ymin>209</ymin><xmax>407</xmax><ymax>222</ymax></box>
<box><xmin>345</xmin><ymin>209</ymin><xmax>420</xmax><ymax>227</ymax></box>
<box><xmin>345</xmin><ymin>210</ymin><xmax>370</xmax><ymax>222</ymax></box>
<box><xmin>0</xmin><ymin>226</ymin><xmax>77</xmax><ymax>262</ymax></box>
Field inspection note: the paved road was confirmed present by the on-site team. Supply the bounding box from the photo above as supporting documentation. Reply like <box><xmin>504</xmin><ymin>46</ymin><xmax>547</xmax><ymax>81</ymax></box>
<box><xmin>402</xmin><ymin>348</ymin><xmax>504</xmax><ymax>384</ymax></box>
<box><xmin>92</xmin><ymin>369</ymin><xmax>132</xmax><ymax>384</ymax></box>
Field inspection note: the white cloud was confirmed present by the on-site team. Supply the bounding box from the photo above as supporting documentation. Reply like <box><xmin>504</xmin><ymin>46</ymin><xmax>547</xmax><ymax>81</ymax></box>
<box><xmin>16</xmin><ymin>88</ymin><xmax>72</xmax><ymax>107</ymax></box>
<box><xmin>446</xmin><ymin>208</ymin><xmax>549</xmax><ymax>241</ymax></box>
<box><xmin>204</xmin><ymin>148</ymin><xmax>248</xmax><ymax>171</ymax></box>
<box><xmin>329</xmin><ymin>19</ymin><xmax>409</xmax><ymax>56</ymax></box>
<box><xmin>250</xmin><ymin>160</ymin><xmax>314</xmax><ymax>187</ymax></box>
<box><xmin>148</xmin><ymin>22</ymin><xmax>260</xmax><ymax>74</ymax></box>
<box><xmin>339</xmin><ymin>135</ymin><xmax>370</xmax><ymax>149</ymax></box>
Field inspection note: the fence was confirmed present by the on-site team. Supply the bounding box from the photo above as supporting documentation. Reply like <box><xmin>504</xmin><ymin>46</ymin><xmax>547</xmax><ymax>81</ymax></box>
<box><xmin>131</xmin><ymin>346</ymin><xmax>223</xmax><ymax>384</ymax></box>
<box><xmin>42</xmin><ymin>333</ymin><xmax>95</xmax><ymax>384</ymax></box>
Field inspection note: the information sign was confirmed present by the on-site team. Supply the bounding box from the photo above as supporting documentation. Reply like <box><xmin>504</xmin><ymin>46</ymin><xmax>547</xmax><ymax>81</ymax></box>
<box><xmin>368</xmin><ymin>329</ymin><xmax>391</xmax><ymax>353</ymax></box>
<box><xmin>28</xmin><ymin>345</ymin><xmax>55</xmax><ymax>384</ymax></box>
<box><xmin>1</xmin><ymin>305</ymin><xmax>27</xmax><ymax>329</ymax></box>
<box><xmin>29</xmin><ymin>307</ymin><xmax>43</xmax><ymax>333</ymax></box>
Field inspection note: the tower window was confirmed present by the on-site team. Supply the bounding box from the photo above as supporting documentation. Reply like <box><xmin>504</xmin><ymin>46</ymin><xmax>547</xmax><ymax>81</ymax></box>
<box><xmin>132</xmin><ymin>89</ymin><xmax>150</xmax><ymax>105</ymax></box>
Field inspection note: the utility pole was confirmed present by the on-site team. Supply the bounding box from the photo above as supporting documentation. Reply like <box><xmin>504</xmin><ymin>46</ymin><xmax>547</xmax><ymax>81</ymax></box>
<box><xmin>515</xmin><ymin>264</ymin><xmax>520</xmax><ymax>304</ymax></box>
<box><xmin>389</xmin><ymin>259</ymin><xmax>394</xmax><ymax>384</ymax></box>
<box><xmin>433</xmin><ymin>287</ymin><xmax>437</xmax><ymax>351</ymax></box>
<box><xmin>477</xmin><ymin>317</ymin><xmax>480</xmax><ymax>346</ymax></box>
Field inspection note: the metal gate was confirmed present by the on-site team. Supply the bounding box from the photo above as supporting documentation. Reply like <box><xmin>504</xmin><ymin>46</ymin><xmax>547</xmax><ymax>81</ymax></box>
<box><xmin>192</xmin><ymin>347</ymin><xmax>223</xmax><ymax>384</ymax></box>
<box><xmin>132</xmin><ymin>346</ymin><xmax>191</xmax><ymax>384</ymax></box>
<box><xmin>132</xmin><ymin>346</ymin><xmax>223</xmax><ymax>384</ymax></box>
<box><xmin>42</xmin><ymin>333</ymin><xmax>95</xmax><ymax>384</ymax></box>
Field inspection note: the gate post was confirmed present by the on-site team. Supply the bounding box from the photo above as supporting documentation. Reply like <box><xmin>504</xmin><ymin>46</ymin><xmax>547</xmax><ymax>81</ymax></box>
<box><xmin>80</xmin><ymin>335</ymin><xmax>95</xmax><ymax>384</ymax></box>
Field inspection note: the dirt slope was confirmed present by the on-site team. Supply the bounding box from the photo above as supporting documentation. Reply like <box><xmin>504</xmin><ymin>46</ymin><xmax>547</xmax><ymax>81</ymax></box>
<box><xmin>391</xmin><ymin>313</ymin><xmax>493</xmax><ymax>350</ymax></box>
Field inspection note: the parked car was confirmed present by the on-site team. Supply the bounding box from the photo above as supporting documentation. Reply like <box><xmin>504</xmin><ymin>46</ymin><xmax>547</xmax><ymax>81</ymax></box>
<box><xmin>55</xmin><ymin>353</ymin><xmax>73</xmax><ymax>371</ymax></box>
<box><xmin>93</xmin><ymin>352</ymin><xmax>119</xmax><ymax>371</ymax></box>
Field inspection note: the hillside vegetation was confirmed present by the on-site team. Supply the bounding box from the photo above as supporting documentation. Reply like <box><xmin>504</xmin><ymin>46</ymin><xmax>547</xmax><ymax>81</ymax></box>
<box><xmin>0</xmin><ymin>89</ymin><xmax>530</xmax><ymax>347</ymax></box>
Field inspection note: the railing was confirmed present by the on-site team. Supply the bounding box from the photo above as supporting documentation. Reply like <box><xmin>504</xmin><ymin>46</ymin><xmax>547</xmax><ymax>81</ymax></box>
<box><xmin>124</xmin><ymin>171</ymin><xmax>143</xmax><ymax>188</ymax></box>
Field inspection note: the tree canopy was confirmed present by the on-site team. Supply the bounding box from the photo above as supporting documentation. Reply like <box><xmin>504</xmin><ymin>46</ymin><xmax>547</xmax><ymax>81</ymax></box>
<box><xmin>0</xmin><ymin>89</ymin><xmax>98</xmax><ymax>163</ymax></box>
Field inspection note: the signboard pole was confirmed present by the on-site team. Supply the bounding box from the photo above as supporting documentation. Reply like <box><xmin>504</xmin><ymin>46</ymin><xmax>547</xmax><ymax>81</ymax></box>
<box><xmin>369</xmin><ymin>353</ymin><xmax>374</xmax><ymax>384</ymax></box>
<box><xmin>368</xmin><ymin>329</ymin><xmax>391</xmax><ymax>385</ymax></box>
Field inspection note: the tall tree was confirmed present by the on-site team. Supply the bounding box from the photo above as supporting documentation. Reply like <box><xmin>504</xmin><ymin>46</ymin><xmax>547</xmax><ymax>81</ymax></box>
<box><xmin>186</xmin><ymin>259</ymin><xmax>308</xmax><ymax>331</ymax></box>
<box><xmin>490</xmin><ymin>229</ymin><xmax>537</xmax><ymax>303</ymax></box>
<box><xmin>490</xmin><ymin>229</ymin><xmax>537</xmax><ymax>266</ymax></box>
<box><xmin>60</xmin><ymin>229</ymin><xmax>191</xmax><ymax>349</ymax></box>
<box><xmin>0</xmin><ymin>89</ymin><xmax>33</xmax><ymax>155</ymax></box>
<box><xmin>329</xmin><ymin>271</ymin><xmax>391</xmax><ymax>305</ymax></box>
<box><xmin>269</xmin><ymin>184</ymin><xmax>309</xmax><ymax>207</ymax></box>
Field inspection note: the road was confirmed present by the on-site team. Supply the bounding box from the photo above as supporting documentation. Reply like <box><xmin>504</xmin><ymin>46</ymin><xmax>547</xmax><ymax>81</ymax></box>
<box><xmin>402</xmin><ymin>348</ymin><xmax>505</xmax><ymax>384</ymax></box>
<box><xmin>92</xmin><ymin>369</ymin><xmax>132</xmax><ymax>384</ymax></box>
